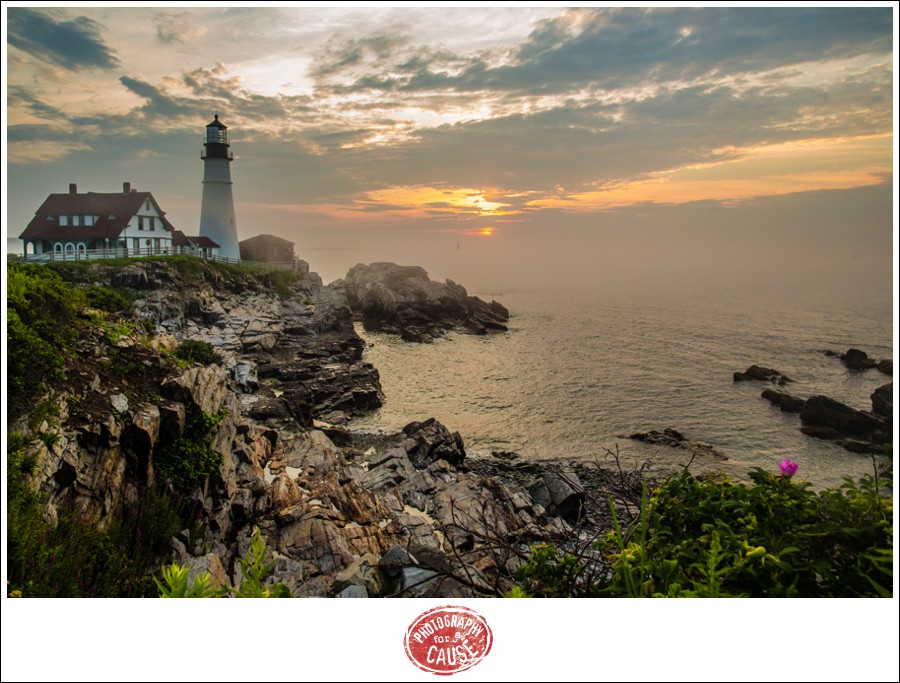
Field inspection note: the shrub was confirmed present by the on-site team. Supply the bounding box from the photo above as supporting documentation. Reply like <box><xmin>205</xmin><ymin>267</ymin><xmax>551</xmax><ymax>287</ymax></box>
<box><xmin>6</xmin><ymin>437</ymin><xmax>188</xmax><ymax>597</ymax></box>
<box><xmin>268</xmin><ymin>269</ymin><xmax>297</xmax><ymax>300</ymax></box>
<box><xmin>6</xmin><ymin>264</ymin><xmax>81</xmax><ymax>419</ymax></box>
<box><xmin>174</xmin><ymin>339</ymin><xmax>222</xmax><ymax>366</ymax></box>
<box><xmin>514</xmin><ymin>465</ymin><xmax>892</xmax><ymax>598</ymax></box>
<box><xmin>153</xmin><ymin>407</ymin><xmax>227</xmax><ymax>490</ymax></box>
<box><xmin>156</xmin><ymin>529</ymin><xmax>291</xmax><ymax>598</ymax></box>
<box><xmin>84</xmin><ymin>286</ymin><xmax>131</xmax><ymax>313</ymax></box>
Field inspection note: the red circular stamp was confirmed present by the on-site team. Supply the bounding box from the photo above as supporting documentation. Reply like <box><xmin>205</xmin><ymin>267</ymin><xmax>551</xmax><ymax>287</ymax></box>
<box><xmin>405</xmin><ymin>605</ymin><xmax>493</xmax><ymax>675</ymax></box>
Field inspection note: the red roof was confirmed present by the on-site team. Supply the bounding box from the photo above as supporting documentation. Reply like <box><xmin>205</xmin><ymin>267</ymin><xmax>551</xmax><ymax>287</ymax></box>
<box><xmin>186</xmin><ymin>235</ymin><xmax>220</xmax><ymax>248</ymax></box>
<box><xmin>20</xmin><ymin>190</ymin><xmax>176</xmax><ymax>242</ymax></box>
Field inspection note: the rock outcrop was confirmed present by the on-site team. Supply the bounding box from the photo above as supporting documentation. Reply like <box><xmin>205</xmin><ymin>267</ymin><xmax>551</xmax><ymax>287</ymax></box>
<box><xmin>629</xmin><ymin>428</ymin><xmax>726</xmax><ymax>460</ymax></box>
<box><xmin>335</xmin><ymin>262</ymin><xmax>509</xmax><ymax>343</ymax></box>
<box><xmin>840</xmin><ymin>348</ymin><xmax>877</xmax><ymax>371</ymax></box>
<box><xmin>733</xmin><ymin>365</ymin><xmax>793</xmax><ymax>385</ymax></box>
<box><xmin>14</xmin><ymin>257</ymin><xmax>602</xmax><ymax>598</ymax></box>
<box><xmin>761</xmin><ymin>388</ymin><xmax>806</xmax><ymax>413</ymax></box>
<box><xmin>799</xmin><ymin>395</ymin><xmax>891</xmax><ymax>453</ymax></box>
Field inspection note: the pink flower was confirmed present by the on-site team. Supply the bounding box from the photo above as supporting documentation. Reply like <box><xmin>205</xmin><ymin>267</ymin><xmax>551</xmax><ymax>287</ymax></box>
<box><xmin>779</xmin><ymin>458</ymin><xmax>799</xmax><ymax>478</ymax></box>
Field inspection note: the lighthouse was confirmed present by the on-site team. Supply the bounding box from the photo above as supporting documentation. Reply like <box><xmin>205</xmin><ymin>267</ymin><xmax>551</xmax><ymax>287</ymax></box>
<box><xmin>199</xmin><ymin>114</ymin><xmax>240</xmax><ymax>261</ymax></box>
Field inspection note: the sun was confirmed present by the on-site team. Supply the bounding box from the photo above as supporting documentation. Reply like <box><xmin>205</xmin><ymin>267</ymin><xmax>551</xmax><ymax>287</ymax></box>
<box><xmin>479</xmin><ymin>227</ymin><xmax>495</xmax><ymax>236</ymax></box>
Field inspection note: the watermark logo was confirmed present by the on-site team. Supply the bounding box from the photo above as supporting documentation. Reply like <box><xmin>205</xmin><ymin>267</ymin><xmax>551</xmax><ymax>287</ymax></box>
<box><xmin>404</xmin><ymin>605</ymin><xmax>493</xmax><ymax>675</ymax></box>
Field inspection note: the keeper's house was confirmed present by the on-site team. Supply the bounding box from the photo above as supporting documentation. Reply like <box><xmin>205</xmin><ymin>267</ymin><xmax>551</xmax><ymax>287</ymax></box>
<box><xmin>19</xmin><ymin>182</ymin><xmax>217</xmax><ymax>261</ymax></box>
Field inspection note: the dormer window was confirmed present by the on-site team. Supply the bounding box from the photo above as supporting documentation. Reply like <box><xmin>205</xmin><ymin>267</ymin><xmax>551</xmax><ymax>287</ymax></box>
<box><xmin>72</xmin><ymin>215</ymin><xmax>81</xmax><ymax>226</ymax></box>
<box><xmin>108</xmin><ymin>214</ymin><xmax>116</xmax><ymax>220</ymax></box>
<box><xmin>46</xmin><ymin>215</ymin><xmax>53</xmax><ymax>221</ymax></box>
<box><xmin>60</xmin><ymin>215</ymin><xmax>68</xmax><ymax>226</ymax></box>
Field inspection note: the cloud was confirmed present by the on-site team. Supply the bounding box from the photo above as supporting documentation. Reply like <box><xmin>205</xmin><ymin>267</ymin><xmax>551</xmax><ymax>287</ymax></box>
<box><xmin>323</xmin><ymin>7</ymin><xmax>892</xmax><ymax>96</ymax></box>
<box><xmin>154</xmin><ymin>11</ymin><xmax>207</xmax><ymax>45</ymax></box>
<box><xmin>6</xmin><ymin>8</ymin><xmax>119</xmax><ymax>70</ymax></box>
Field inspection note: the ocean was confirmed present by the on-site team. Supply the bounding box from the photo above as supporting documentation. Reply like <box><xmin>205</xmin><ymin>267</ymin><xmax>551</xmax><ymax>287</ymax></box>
<box><xmin>348</xmin><ymin>264</ymin><xmax>894</xmax><ymax>488</ymax></box>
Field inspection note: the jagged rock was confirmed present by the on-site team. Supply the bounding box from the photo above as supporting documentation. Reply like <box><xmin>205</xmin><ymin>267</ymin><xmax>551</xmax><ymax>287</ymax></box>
<box><xmin>799</xmin><ymin>395</ymin><xmax>883</xmax><ymax>438</ymax></box>
<box><xmin>402</xmin><ymin>418</ymin><xmax>466</xmax><ymax>469</ymax></box>
<box><xmin>840</xmin><ymin>348</ymin><xmax>877</xmax><ymax>370</ymax></box>
<box><xmin>279</xmin><ymin>430</ymin><xmax>340</xmax><ymax>477</ymax></box>
<box><xmin>162</xmin><ymin>365</ymin><xmax>229</xmax><ymax>415</ymax></box>
<box><xmin>279</xmin><ymin>517</ymin><xmax>354</xmax><ymax>575</ymax></box>
<box><xmin>761</xmin><ymin>389</ymin><xmax>806</xmax><ymax>413</ymax></box>
<box><xmin>336</xmin><ymin>585</ymin><xmax>368</xmax><ymax>598</ymax></box>
<box><xmin>630</xmin><ymin>428</ymin><xmax>726</xmax><ymax>460</ymax></box>
<box><xmin>186</xmin><ymin>553</ymin><xmax>230</xmax><ymax>590</ymax></box>
<box><xmin>871</xmin><ymin>383</ymin><xmax>892</xmax><ymax>418</ymax></box>
<box><xmin>333</xmin><ymin>553</ymin><xmax>382</xmax><ymax>596</ymax></box>
<box><xmin>379</xmin><ymin>546</ymin><xmax>417</xmax><ymax>578</ymax></box>
<box><xmin>630</xmin><ymin>427</ymin><xmax>686</xmax><ymax>447</ymax></box>
<box><xmin>271</xmin><ymin>475</ymin><xmax>302</xmax><ymax>511</ymax></box>
<box><xmin>541</xmin><ymin>472</ymin><xmax>585</xmax><ymax>521</ymax></box>
<box><xmin>231</xmin><ymin>361</ymin><xmax>259</xmax><ymax>392</ymax></box>
<box><xmin>363</xmin><ymin>448</ymin><xmax>417</xmax><ymax>490</ymax></box>
<box><xmin>876</xmin><ymin>359</ymin><xmax>893</xmax><ymax>375</ymax></box>
<box><xmin>110</xmin><ymin>393</ymin><xmax>129</xmax><ymax>414</ymax></box>
<box><xmin>734</xmin><ymin>365</ymin><xmax>793</xmax><ymax>384</ymax></box>
<box><xmin>338</xmin><ymin>262</ymin><xmax>509</xmax><ymax>342</ymax></box>
<box><xmin>158</xmin><ymin>402</ymin><xmax>185</xmax><ymax>440</ymax></box>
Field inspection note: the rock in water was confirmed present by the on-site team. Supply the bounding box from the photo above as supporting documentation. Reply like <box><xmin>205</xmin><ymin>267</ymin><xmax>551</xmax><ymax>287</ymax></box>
<box><xmin>761</xmin><ymin>388</ymin><xmax>805</xmax><ymax>413</ymax></box>
<box><xmin>733</xmin><ymin>365</ymin><xmax>793</xmax><ymax>384</ymax></box>
<box><xmin>840</xmin><ymin>348</ymin><xmax>877</xmax><ymax>370</ymax></box>
<box><xmin>871</xmin><ymin>383</ymin><xmax>892</xmax><ymax>418</ymax></box>
<box><xmin>799</xmin><ymin>395</ymin><xmax>882</xmax><ymax>438</ymax></box>
<box><xmin>337</xmin><ymin>262</ymin><xmax>509</xmax><ymax>342</ymax></box>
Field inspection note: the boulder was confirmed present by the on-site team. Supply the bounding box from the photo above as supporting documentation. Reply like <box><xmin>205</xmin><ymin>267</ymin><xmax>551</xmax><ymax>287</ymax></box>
<box><xmin>162</xmin><ymin>365</ymin><xmax>229</xmax><ymax>415</ymax></box>
<box><xmin>231</xmin><ymin>361</ymin><xmax>259</xmax><ymax>392</ymax></box>
<box><xmin>541</xmin><ymin>471</ymin><xmax>585</xmax><ymax>521</ymax></box>
<box><xmin>876</xmin><ymin>359</ymin><xmax>892</xmax><ymax>376</ymax></box>
<box><xmin>733</xmin><ymin>365</ymin><xmax>793</xmax><ymax>384</ymax></box>
<box><xmin>871</xmin><ymin>383</ymin><xmax>892</xmax><ymax>418</ymax></box>
<box><xmin>761</xmin><ymin>389</ymin><xmax>806</xmax><ymax>413</ymax></box>
<box><xmin>335</xmin><ymin>585</ymin><xmax>367</xmax><ymax>598</ymax></box>
<box><xmin>402</xmin><ymin>418</ymin><xmax>466</xmax><ymax>469</ymax></box>
<box><xmin>840</xmin><ymin>348</ymin><xmax>877</xmax><ymax>370</ymax></box>
<box><xmin>799</xmin><ymin>395</ymin><xmax>882</xmax><ymax>438</ymax></box>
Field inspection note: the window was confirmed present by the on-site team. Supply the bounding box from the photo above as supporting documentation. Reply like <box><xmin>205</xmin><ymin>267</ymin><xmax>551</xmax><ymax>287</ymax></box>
<box><xmin>145</xmin><ymin>199</ymin><xmax>151</xmax><ymax>211</ymax></box>
<box><xmin>84</xmin><ymin>215</ymin><xmax>94</xmax><ymax>226</ymax></box>
<box><xmin>138</xmin><ymin>217</ymin><xmax>145</xmax><ymax>230</ymax></box>
<box><xmin>60</xmin><ymin>215</ymin><xmax>68</xmax><ymax>226</ymax></box>
<box><xmin>72</xmin><ymin>215</ymin><xmax>81</xmax><ymax>226</ymax></box>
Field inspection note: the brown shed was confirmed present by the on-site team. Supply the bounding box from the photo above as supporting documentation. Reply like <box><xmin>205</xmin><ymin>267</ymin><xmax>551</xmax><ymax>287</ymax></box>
<box><xmin>239</xmin><ymin>234</ymin><xmax>294</xmax><ymax>264</ymax></box>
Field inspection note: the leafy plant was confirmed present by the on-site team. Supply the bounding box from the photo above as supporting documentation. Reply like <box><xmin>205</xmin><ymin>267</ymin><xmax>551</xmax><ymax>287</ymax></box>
<box><xmin>153</xmin><ymin>406</ymin><xmax>227</xmax><ymax>490</ymax></box>
<box><xmin>514</xmin><ymin>464</ymin><xmax>892</xmax><ymax>598</ymax></box>
<box><xmin>174</xmin><ymin>339</ymin><xmax>222</xmax><ymax>366</ymax></box>
<box><xmin>6</xmin><ymin>436</ymin><xmax>188</xmax><ymax>597</ymax></box>
<box><xmin>156</xmin><ymin>529</ymin><xmax>291</xmax><ymax>598</ymax></box>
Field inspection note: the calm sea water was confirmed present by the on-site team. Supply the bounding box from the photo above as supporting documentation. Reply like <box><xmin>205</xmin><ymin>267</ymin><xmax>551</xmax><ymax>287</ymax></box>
<box><xmin>350</xmin><ymin>268</ymin><xmax>894</xmax><ymax>487</ymax></box>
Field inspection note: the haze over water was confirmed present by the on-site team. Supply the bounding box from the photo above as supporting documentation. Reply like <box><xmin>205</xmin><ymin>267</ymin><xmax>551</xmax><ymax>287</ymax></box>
<box><xmin>319</xmin><ymin>218</ymin><xmax>894</xmax><ymax>489</ymax></box>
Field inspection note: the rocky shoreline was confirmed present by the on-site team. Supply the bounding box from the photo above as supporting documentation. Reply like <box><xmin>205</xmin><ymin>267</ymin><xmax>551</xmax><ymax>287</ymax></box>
<box><xmin>12</xmin><ymin>259</ymin><xmax>632</xmax><ymax>598</ymax></box>
<box><xmin>11</xmin><ymin>258</ymin><xmax>893</xmax><ymax>597</ymax></box>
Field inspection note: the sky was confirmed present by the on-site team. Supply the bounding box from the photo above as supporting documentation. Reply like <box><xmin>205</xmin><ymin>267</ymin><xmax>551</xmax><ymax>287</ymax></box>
<box><xmin>3</xmin><ymin>4</ymin><xmax>896</xmax><ymax>286</ymax></box>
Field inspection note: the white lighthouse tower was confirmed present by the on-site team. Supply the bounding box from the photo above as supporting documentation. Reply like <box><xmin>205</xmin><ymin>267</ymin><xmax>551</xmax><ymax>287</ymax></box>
<box><xmin>199</xmin><ymin>114</ymin><xmax>240</xmax><ymax>261</ymax></box>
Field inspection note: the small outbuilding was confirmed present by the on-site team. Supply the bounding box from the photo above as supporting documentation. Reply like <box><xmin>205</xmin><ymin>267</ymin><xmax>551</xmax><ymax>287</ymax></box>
<box><xmin>239</xmin><ymin>234</ymin><xmax>294</xmax><ymax>265</ymax></box>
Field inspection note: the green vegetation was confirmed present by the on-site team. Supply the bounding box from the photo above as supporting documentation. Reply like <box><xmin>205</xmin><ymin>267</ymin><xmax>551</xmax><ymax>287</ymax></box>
<box><xmin>513</xmin><ymin>466</ymin><xmax>892</xmax><ymax>598</ymax></box>
<box><xmin>174</xmin><ymin>338</ymin><xmax>222</xmax><ymax>366</ymax></box>
<box><xmin>7</xmin><ymin>264</ymin><xmax>81</xmax><ymax>420</ymax></box>
<box><xmin>153</xmin><ymin>406</ymin><xmax>227</xmax><ymax>490</ymax></box>
<box><xmin>7</xmin><ymin>436</ymin><xmax>190</xmax><ymax>597</ymax></box>
<box><xmin>268</xmin><ymin>269</ymin><xmax>298</xmax><ymax>300</ymax></box>
<box><xmin>156</xmin><ymin>529</ymin><xmax>291</xmax><ymax>598</ymax></box>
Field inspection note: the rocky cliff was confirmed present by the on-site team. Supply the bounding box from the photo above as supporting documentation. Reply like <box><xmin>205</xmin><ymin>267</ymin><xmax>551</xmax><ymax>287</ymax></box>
<box><xmin>9</xmin><ymin>258</ymin><xmax>601</xmax><ymax>598</ymax></box>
